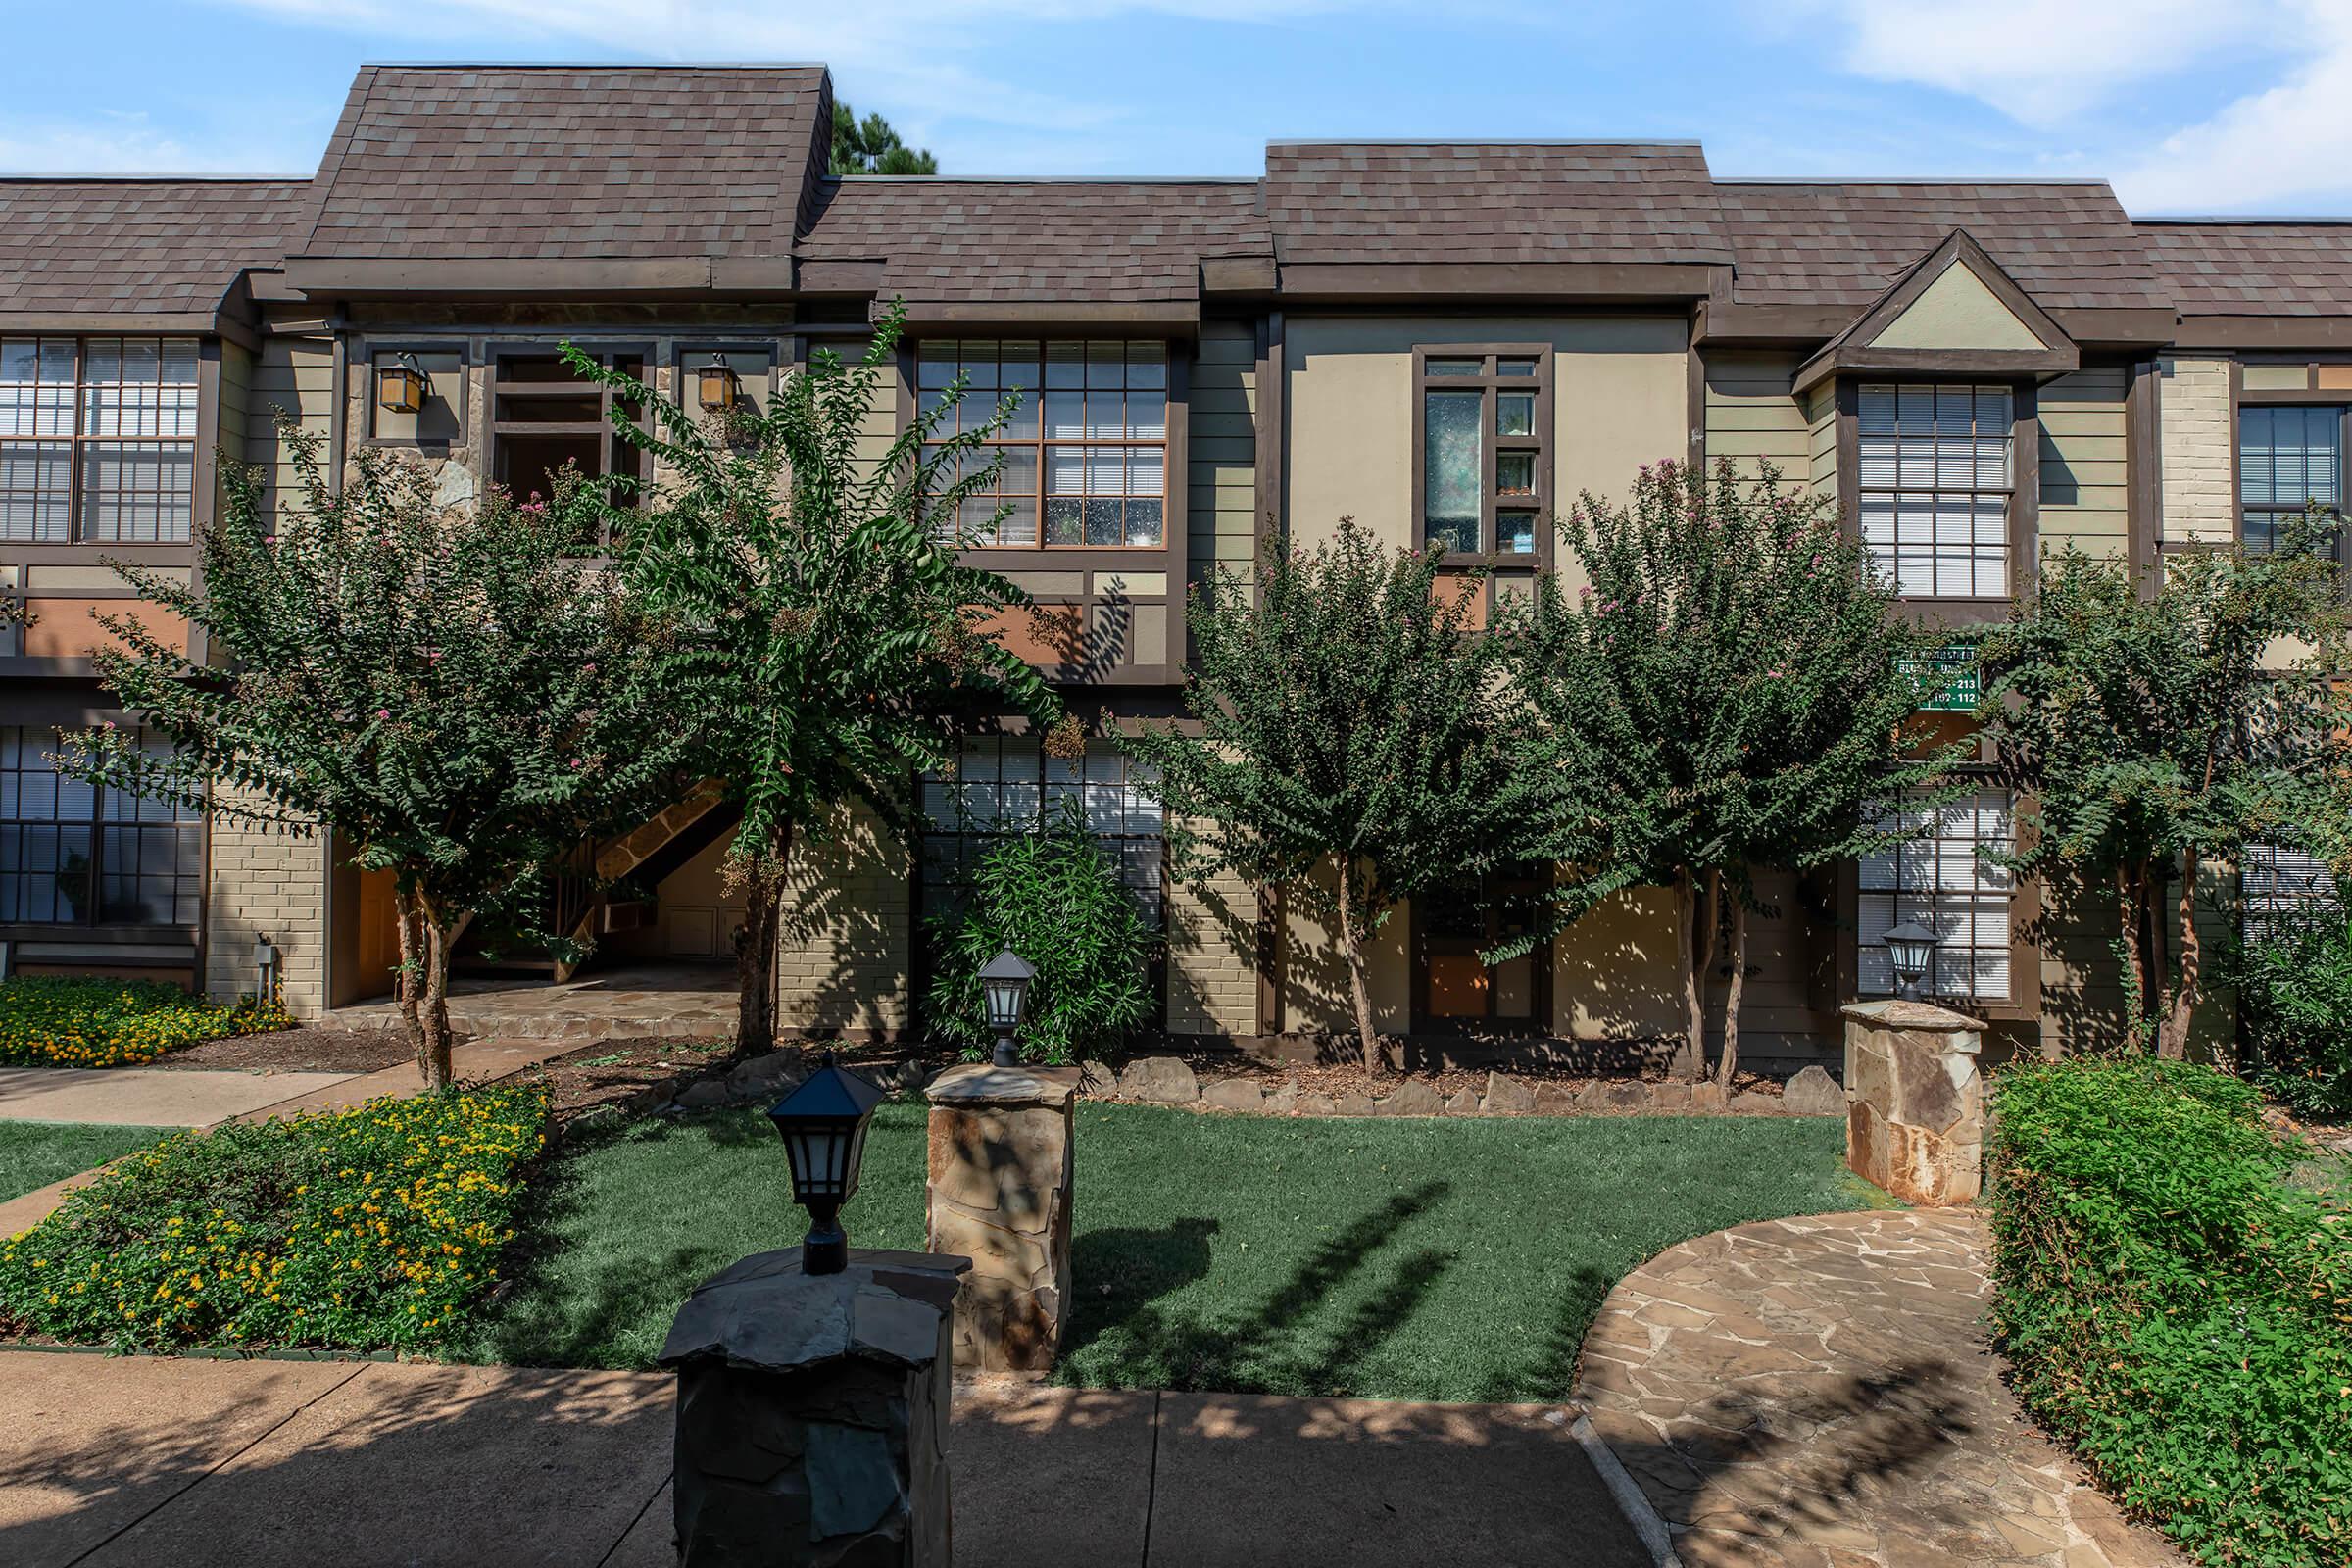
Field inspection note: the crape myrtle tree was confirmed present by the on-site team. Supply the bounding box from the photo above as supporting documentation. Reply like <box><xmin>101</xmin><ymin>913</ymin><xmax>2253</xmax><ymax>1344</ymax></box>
<box><xmin>562</xmin><ymin>303</ymin><xmax>1058</xmax><ymax>1056</ymax></box>
<box><xmin>1502</xmin><ymin>457</ymin><xmax>1964</xmax><ymax>1088</ymax></box>
<box><xmin>1118</xmin><ymin>521</ymin><xmax>1536</xmax><ymax>1078</ymax></box>
<box><xmin>56</xmin><ymin>425</ymin><xmax>686</xmax><ymax>1088</ymax></box>
<box><xmin>1977</xmin><ymin>518</ymin><xmax>2350</xmax><ymax>1060</ymax></box>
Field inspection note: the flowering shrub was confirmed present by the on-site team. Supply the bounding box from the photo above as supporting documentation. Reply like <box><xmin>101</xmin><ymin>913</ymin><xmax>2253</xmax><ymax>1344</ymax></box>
<box><xmin>0</xmin><ymin>975</ymin><xmax>290</xmax><ymax>1069</ymax></box>
<box><xmin>0</xmin><ymin>1085</ymin><xmax>548</xmax><ymax>1353</ymax></box>
<box><xmin>1987</xmin><ymin>1059</ymin><xmax>2350</xmax><ymax>1566</ymax></box>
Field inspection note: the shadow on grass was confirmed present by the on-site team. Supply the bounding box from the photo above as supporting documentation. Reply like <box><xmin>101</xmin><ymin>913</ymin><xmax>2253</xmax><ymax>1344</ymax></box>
<box><xmin>1061</xmin><ymin>1180</ymin><xmax>1458</xmax><ymax>1398</ymax></box>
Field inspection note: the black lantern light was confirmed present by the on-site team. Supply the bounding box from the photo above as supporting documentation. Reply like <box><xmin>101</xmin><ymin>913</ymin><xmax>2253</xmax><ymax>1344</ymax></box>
<box><xmin>978</xmin><ymin>947</ymin><xmax>1036</xmax><ymax>1068</ymax></box>
<box><xmin>695</xmin><ymin>355</ymin><xmax>740</xmax><ymax>413</ymax></box>
<box><xmin>1882</xmin><ymin>918</ymin><xmax>1942</xmax><ymax>1003</ymax></box>
<box><xmin>375</xmin><ymin>354</ymin><xmax>426</xmax><ymax>416</ymax></box>
<box><xmin>766</xmin><ymin>1052</ymin><xmax>885</xmax><ymax>1275</ymax></box>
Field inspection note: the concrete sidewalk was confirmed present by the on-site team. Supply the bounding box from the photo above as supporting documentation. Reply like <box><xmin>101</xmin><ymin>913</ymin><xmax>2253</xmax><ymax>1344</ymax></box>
<box><xmin>0</xmin><ymin>1352</ymin><xmax>1648</xmax><ymax>1567</ymax></box>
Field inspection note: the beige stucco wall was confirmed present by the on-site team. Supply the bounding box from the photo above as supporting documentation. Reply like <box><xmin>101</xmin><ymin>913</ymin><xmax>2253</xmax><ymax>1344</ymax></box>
<box><xmin>2157</xmin><ymin>354</ymin><xmax>2234</xmax><ymax>547</ymax></box>
<box><xmin>205</xmin><ymin>788</ymin><xmax>329</xmax><ymax>1020</ymax></box>
<box><xmin>1280</xmin><ymin>860</ymin><xmax>1412</xmax><ymax>1034</ymax></box>
<box><xmin>1283</xmin><ymin>315</ymin><xmax>1689</xmax><ymax>559</ymax></box>
<box><xmin>1552</xmin><ymin>887</ymin><xmax>1685</xmax><ymax>1038</ymax></box>
<box><xmin>2038</xmin><ymin>367</ymin><xmax>2130</xmax><ymax>559</ymax></box>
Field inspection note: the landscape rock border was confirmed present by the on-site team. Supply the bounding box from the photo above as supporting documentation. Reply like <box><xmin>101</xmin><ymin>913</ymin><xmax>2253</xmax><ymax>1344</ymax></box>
<box><xmin>1081</xmin><ymin>1057</ymin><xmax>1846</xmax><ymax>1119</ymax></box>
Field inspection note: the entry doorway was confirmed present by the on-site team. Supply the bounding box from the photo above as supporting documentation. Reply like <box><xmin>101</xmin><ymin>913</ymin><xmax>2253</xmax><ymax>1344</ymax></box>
<box><xmin>1411</xmin><ymin>868</ymin><xmax>1552</xmax><ymax>1033</ymax></box>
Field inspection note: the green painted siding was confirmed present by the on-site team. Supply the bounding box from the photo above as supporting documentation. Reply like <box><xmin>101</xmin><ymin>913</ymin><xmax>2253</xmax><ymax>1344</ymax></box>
<box><xmin>2036</xmin><ymin>368</ymin><xmax>2129</xmax><ymax>559</ymax></box>
<box><xmin>244</xmin><ymin>335</ymin><xmax>334</xmax><ymax>526</ymax></box>
<box><xmin>1701</xmin><ymin>350</ymin><xmax>1806</xmax><ymax>490</ymax></box>
<box><xmin>1188</xmin><ymin>320</ymin><xmax>1257</xmax><ymax>588</ymax></box>
<box><xmin>1804</xmin><ymin>382</ymin><xmax>1838</xmax><ymax>503</ymax></box>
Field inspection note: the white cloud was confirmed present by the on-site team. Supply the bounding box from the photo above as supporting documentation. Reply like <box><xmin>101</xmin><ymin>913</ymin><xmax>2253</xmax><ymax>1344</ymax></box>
<box><xmin>1804</xmin><ymin>0</ymin><xmax>2273</xmax><ymax>127</ymax></box>
<box><xmin>2109</xmin><ymin>3</ymin><xmax>2352</xmax><ymax>213</ymax></box>
<box><xmin>0</xmin><ymin>116</ymin><xmax>311</xmax><ymax>175</ymax></box>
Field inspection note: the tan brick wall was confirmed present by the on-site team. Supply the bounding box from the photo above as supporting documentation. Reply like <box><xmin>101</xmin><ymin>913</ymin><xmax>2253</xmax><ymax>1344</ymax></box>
<box><xmin>775</xmin><ymin>801</ymin><xmax>913</xmax><ymax>1034</ymax></box>
<box><xmin>1165</xmin><ymin>848</ymin><xmax>1257</xmax><ymax>1037</ymax></box>
<box><xmin>2157</xmin><ymin>354</ymin><xmax>2234</xmax><ymax>546</ymax></box>
<box><xmin>205</xmin><ymin>790</ymin><xmax>329</xmax><ymax>1020</ymax></box>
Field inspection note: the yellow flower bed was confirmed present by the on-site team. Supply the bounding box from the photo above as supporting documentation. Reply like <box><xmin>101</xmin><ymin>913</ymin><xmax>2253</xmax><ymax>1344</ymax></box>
<box><xmin>0</xmin><ymin>975</ymin><xmax>291</xmax><ymax>1069</ymax></box>
<box><xmin>0</xmin><ymin>1085</ymin><xmax>548</xmax><ymax>1353</ymax></box>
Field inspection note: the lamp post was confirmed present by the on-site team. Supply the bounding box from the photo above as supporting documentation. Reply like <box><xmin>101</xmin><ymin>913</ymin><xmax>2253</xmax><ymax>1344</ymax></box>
<box><xmin>766</xmin><ymin>1053</ymin><xmax>885</xmax><ymax>1276</ymax></box>
<box><xmin>978</xmin><ymin>948</ymin><xmax>1036</xmax><ymax>1068</ymax></box>
<box><xmin>254</xmin><ymin>935</ymin><xmax>281</xmax><ymax>1008</ymax></box>
<box><xmin>1882</xmin><ymin>918</ymin><xmax>1942</xmax><ymax>1003</ymax></box>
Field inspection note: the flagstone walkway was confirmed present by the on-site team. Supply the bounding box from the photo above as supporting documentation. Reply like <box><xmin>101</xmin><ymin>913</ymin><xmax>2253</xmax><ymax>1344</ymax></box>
<box><xmin>1575</xmin><ymin>1208</ymin><xmax>2183</xmax><ymax>1568</ymax></box>
<box><xmin>326</xmin><ymin>965</ymin><xmax>738</xmax><ymax>1043</ymax></box>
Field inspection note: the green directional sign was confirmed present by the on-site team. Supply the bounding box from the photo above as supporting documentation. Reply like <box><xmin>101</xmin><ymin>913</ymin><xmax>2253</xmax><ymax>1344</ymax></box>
<box><xmin>1911</xmin><ymin>643</ymin><xmax>1981</xmax><ymax>712</ymax></box>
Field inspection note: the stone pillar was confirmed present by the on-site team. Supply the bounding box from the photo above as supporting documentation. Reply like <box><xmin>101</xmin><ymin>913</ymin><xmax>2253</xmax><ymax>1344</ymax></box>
<box><xmin>659</xmin><ymin>1248</ymin><xmax>969</xmax><ymax>1568</ymax></box>
<box><xmin>1841</xmin><ymin>1000</ymin><xmax>1987</xmax><ymax>1206</ymax></box>
<box><xmin>923</xmin><ymin>1063</ymin><xmax>1076</xmax><ymax>1374</ymax></box>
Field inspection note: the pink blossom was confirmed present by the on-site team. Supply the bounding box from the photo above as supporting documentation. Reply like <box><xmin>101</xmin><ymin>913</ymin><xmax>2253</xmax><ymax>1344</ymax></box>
<box><xmin>569</xmin><ymin>759</ymin><xmax>585</xmax><ymax>769</ymax></box>
<box><xmin>581</xmin><ymin>662</ymin><xmax>598</xmax><ymax>675</ymax></box>
<box><xmin>100</xmin><ymin>720</ymin><xmax>117</xmax><ymax>731</ymax></box>
<box><xmin>375</xmin><ymin>708</ymin><xmax>391</xmax><ymax>720</ymax></box>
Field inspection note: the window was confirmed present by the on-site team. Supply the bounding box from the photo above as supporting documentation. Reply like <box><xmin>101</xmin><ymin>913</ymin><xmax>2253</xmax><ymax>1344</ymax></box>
<box><xmin>917</xmin><ymin>340</ymin><xmax>1167</xmax><ymax>548</ymax></box>
<box><xmin>1858</xmin><ymin>383</ymin><xmax>2012</xmax><ymax>598</ymax></box>
<box><xmin>0</xmin><ymin>337</ymin><xmax>199</xmax><ymax>544</ymax></box>
<box><xmin>0</xmin><ymin>726</ymin><xmax>200</xmax><ymax>928</ymax></box>
<box><xmin>1414</xmin><ymin>348</ymin><xmax>1548</xmax><ymax>557</ymax></box>
<box><xmin>916</xmin><ymin>736</ymin><xmax>1164</xmax><ymax>932</ymax></box>
<box><xmin>1859</xmin><ymin>789</ymin><xmax>2014</xmax><ymax>1001</ymax></box>
<box><xmin>488</xmin><ymin>349</ymin><xmax>645</xmax><ymax>534</ymax></box>
<box><xmin>2243</xmin><ymin>843</ymin><xmax>2341</xmax><ymax>939</ymax></box>
<box><xmin>2238</xmin><ymin>405</ymin><xmax>2344</xmax><ymax>557</ymax></box>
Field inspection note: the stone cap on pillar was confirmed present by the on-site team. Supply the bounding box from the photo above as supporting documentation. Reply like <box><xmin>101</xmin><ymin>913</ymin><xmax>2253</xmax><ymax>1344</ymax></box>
<box><xmin>1839</xmin><ymin>999</ymin><xmax>1986</xmax><ymax>1049</ymax></box>
<box><xmin>924</xmin><ymin>1062</ymin><xmax>1080</xmax><ymax>1110</ymax></box>
<box><xmin>659</xmin><ymin>1248</ymin><xmax>972</xmax><ymax>1375</ymax></box>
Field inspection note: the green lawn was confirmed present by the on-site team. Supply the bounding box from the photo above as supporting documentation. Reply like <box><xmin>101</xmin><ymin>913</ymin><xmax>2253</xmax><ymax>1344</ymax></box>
<box><xmin>469</xmin><ymin>1102</ymin><xmax>1886</xmax><ymax>1401</ymax></box>
<box><xmin>0</xmin><ymin>1121</ymin><xmax>172</xmax><ymax>1202</ymax></box>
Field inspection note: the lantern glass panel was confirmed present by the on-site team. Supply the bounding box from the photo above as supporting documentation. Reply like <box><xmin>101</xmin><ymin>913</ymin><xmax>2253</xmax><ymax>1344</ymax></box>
<box><xmin>697</xmin><ymin>364</ymin><xmax>737</xmax><ymax>412</ymax></box>
<box><xmin>984</xmin><ymin>977</ymin><xmax>1022</xmax><ymax>1029</ymax></box>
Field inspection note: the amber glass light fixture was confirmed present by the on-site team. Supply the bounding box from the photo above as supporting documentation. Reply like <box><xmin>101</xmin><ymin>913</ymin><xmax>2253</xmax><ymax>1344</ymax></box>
<box><xmin>375</xmin><ymin>355</ymin><xmax>426</xmax><ymax>416</ymax></box>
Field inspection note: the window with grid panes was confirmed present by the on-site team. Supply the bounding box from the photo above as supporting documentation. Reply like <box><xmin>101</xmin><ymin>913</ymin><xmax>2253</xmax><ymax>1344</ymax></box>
<box><xmin>917</xmin><ymin>340</ymin><xmax>1167</xmax><ymax>548</ymax></box>
<box><xmin>1417</xmin><ymin>350</ymin><xmax>1545</xmax><ymax>557</ymax></box>
<box><xmin>1858</xmin><ymin>789</ymin><xmax>2014</xmax><ymax>1001</ymax></box>
<box><xmin>2242</xmin><ymin>843</ymin><xmax>2342</xmax><ymax>939</ymax></box>
<box><xmin>915</xmin><ymin>736</ymin><xmax>1165</xmax><ymax>936</ymax></box>
<box><xmin>2238</xmin><ymin>405</ymin><xmax>2344</xmax><ymax>558</ymax></box>
<box><xmin>1857</xmin><ymin>383</ymin><xmax>2012</xmax><ymax>598</ymax></box>
<box><xmin>0</xmin><ymin>337</ymin><xmax>199</xmax><ymax>544</ymax></box>
<box><xmin>0</xmin><ymin>726</ymin><xmax>201</xmax><ymax>927</ymax></box>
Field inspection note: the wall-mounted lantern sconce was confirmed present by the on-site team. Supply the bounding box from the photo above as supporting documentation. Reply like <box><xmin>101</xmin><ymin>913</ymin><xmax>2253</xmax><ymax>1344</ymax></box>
<box><xmin>254</xmin><ymin>934</ymin><xmax>281</xmax><ymax>1007</ymax></box>
<box><xmin>376</xmin><ymin>354</ymin><xmax>427</xmax><ymax>416</ymax></box>
<box><xmin>696</xmin><ymin>356</ymin><xmax>740</xmax><ymax>413</ymax></box>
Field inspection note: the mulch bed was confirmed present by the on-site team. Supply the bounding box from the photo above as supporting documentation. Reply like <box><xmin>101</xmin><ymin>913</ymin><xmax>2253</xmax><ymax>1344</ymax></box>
<box><xmin>154</xmin><ymin>1024</ymin><xmax>416</xmax><ymax>1075</ymax></box>
<box><xmin>1154</xmin><ymin>1045</ymin><xmax>1791</xmax><ymax>1102</ymax></box>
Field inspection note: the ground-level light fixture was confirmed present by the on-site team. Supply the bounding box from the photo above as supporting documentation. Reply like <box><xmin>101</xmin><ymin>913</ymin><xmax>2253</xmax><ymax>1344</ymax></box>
<box><xmin>375</xmin><ymin>354</ymin><xmax>427</xmax><ymax>416</ymax></box>
<box><xmin>254</xmin><ymin>935</ymin><xmax>281</xmax><ymax>1007</ymax></box>
<box><xmin>767</xmin><ymin>1052</ymin><xmax>885</xmax><ymax>1276</ymax></box>
<box><xmin>979</xmin><ymin>947</ymin><xmax>1036</xmax><ymax>1068</ymax></box>
<box><xmin>1882</xmin><ymin>918</ymin><xmax>1942</xmax><ymax>1003</ymax></box>
<box><xmin>695</xmin><ymin>355</ymin><xmax>740</xmax><ymax>413</ymax></box>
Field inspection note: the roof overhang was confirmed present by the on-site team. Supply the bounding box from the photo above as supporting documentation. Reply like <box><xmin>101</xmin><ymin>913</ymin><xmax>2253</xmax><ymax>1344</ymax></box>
<box><xmin>282</xmin><ymin>255</ymin><xmax>800</xmax><ymax>299</ymax></box>
<box><xmin>2174</xmin><ymin>315</ymin><xmax>2352</xmax><ymax>351</ymax></box>
<box><xmin>892</xmin><ymin>299</ymin><xmax>1202</xmax><ymax>334</ymax></box>
<box><xmin>1269</xmin><ymin>260</ymin><xmax>1721</xmax><ymax>306</ymax></box>
<box><xmin>1793</xmin><ymin>230</ymin><xmax>2080</xmax><ymax>395</ymax></box>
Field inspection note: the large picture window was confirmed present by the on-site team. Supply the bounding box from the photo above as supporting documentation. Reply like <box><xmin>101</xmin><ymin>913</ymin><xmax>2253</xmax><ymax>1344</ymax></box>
<box><xmin>1858</xmin><ymin>789</ymin><xmax>2014</xmax><ymax>1002</ymax></box>
<box><xmin>2243</xmin><ymin>842</ymin><xmax>2342</xmax><ymax>939</ymax></box>
<box><xmin>1413</xmin><ymin>347</ymin><xmax>1549</xmax><ymax>558</ymax></box>
<box><xmin>0</xmin><ymin>726</ymin><xmax>200</xmax><ymax>928</ymax></box>
<box><xmin>0</xmin><ymin>337</ymin><xmax>199</xmax><ymax>544</ymax></box>
<box><xmin>917</xmin><ymin>340</ymin><xmax>1167</xmax><ymax>549</ymax></box>
<box><xmin>1858</xmin><ymin>382</ymin><xmax>2012</xmax><ymax>599</ymax></box>
<box><xmin>916</xmin><ymin>736</ymin><xmax>1164</xmax><ymax>932</ymax></box>
<box><xmin>2238</xmin><ymin>404</ymin><xmax>2344</xmax><ymax>557</ymax></box>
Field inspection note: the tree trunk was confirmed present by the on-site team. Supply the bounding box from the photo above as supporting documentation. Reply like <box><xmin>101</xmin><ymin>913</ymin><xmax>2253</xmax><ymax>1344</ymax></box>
<box><xmin>2157</xmin><ymin>850</ymin><xmax>2201</xmax><ymax>1061</ymax></box>
<box><xmin>1677</xmin><ymin>868</ymin><xmax>1720</xmax><ymax>1083</ymax></box>
<box><xmin>2115</xmin><ymin>863</ymin><xmax>2152</xmax><ymax>1046</ymax></box>
<box><xmin>732</xmin><ymin>824</ymin><xmax>795</xmax><ymax>1059</ymax></box>
<box><xmin>1335</xmin><ymin>860</ymin><xmax>1384</xmax><ymax>1079</ymax></box>
<box><xmin>409</xmin><ymin>893</ymin><xmax>471</xmax><ymax>1091</ymax></box>
<box><xmin>1714</xmin><ymin>896</ymin><xmax>1749</xmax><ymax>1092</ymax></box>
<box><xmin>391</xmin><ymin>883</ymin><xmax>424</xmax><ymax>1049</ymax></box>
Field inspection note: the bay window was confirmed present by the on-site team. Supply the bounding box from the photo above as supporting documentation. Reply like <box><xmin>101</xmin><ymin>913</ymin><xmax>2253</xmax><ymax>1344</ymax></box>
<box><xmin>918</xmin><ymin>340</ymin><xmax>1168</xmax><ymax>548</ymax></box>
<box><xmin>0</xmin><ymin>337</ymin><xmax>199</xmax><ymax>544</ymax></box>
<box><xmin>1858</xmin><ymin>382</ymin><xmax>2012</xmax><ymax>599</ymax></box>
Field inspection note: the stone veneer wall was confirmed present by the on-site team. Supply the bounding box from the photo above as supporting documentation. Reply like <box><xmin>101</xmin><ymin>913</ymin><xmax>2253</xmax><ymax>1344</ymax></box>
<box><xmin>2156</xmin><ymin>354</ymin><xmax>2235</xmax><ymax>547</ymax></box>
<box><xmin>775</xmin><ymin>801</ymin><xmax>913</xmax><ymax>1036</ymax></box>
<box><xmin>205</xmin><ymin>790</ymin><xmax>329</xmax><ymax>1019</ymax></box>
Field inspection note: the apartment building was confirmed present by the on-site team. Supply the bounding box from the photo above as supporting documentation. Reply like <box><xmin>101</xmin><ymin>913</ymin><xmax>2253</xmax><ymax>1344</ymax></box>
<box><xmin>2</xmin><ymin>63</ymin><xmax>2346</xmax><ymax>1066</ymax></box>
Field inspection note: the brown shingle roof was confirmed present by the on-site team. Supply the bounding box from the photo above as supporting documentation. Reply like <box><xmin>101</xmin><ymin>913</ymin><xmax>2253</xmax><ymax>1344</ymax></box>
<box><xmin>293</xmin><ymin>64</ymin><xmax>830</xmax><ymax>262</ymax></box>
<box><xmin>1265</xmin><ymin>142</ymin><xmax>1730</xmax><ymax>267</ymax></box>
<box><xmin>1717</xmin><ymin>181</ymin><xmax>2160</xmax><ymax>312</ymax></box>
<box><xmin>797</xmin><ymin>177</ymin><xmax>1269</xmax><ymax>303</ymax></box>
<box><xmin>2138</xmin><ymin>220</ymin><xmax>2352</xmax><ymax>315</ymax></box>
<box><xmin>0</xmin><ymin>178</ymin><xmax>310</xmax><ymax>317</ymax></box>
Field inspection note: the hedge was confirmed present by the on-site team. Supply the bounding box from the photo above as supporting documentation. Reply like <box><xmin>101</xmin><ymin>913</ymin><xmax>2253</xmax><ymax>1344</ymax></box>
<box><xmin>0</xmin><ymin>1085</ymin><xmax>547</xmax><ymax>1354</ymax></box>
<box><xmin>0</xmin><ymin>974</ymin><xmax>289</xmax><ymax>1069</ymax></box>
<box><xmin>1987</xmin><ymin>1058</ymin><xmax>2350</xmax><ymax>1567</ymax></box>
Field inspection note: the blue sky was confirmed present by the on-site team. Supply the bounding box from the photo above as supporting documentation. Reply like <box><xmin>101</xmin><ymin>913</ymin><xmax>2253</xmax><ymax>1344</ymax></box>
<box><xmin>6</xmin><ymin>1</ymin><xmax>2351</xmax><ymax>215</ymax></box>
